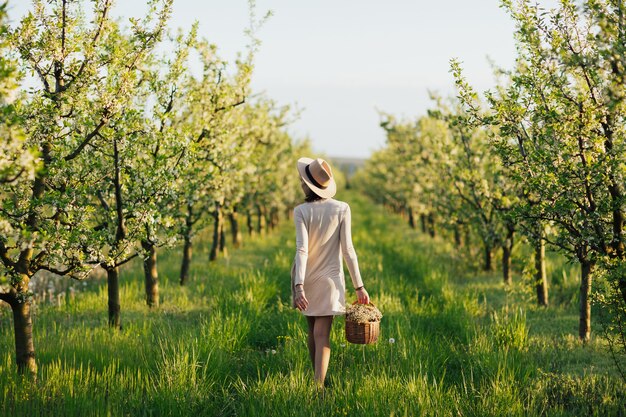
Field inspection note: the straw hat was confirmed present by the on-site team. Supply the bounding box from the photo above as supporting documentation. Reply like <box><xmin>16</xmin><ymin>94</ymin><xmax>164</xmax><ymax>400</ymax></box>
<box><xmin>297</xmin><ymin>157</ymin><xmax>337</xmax><ymax>199</ymax></box>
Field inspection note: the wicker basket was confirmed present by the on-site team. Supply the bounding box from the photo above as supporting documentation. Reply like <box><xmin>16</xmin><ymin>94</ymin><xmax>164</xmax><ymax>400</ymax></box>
<box><xmin>345</xmin><ymin>302</ymin><xmax>380</xmax><ymax>345</ymax></box>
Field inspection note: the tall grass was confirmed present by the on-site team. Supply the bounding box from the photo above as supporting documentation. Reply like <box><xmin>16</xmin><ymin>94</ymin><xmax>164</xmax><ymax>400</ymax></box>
<box><xmin>0</xmin><ymin>192</ymin><xmax>624</xmax><ymax>416</ymax></box>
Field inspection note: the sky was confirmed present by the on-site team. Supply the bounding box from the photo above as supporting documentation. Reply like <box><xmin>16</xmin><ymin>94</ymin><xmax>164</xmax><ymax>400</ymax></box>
<box><xmin>7</xmin><ymin>0</ymin><xmax>558</xmax><ymax>159</ymax></box>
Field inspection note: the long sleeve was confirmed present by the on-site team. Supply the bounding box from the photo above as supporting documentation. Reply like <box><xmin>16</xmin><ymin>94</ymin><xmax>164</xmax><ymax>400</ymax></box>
<box><xmin>340</xmin><ymin>204</ymin><xmax>364</xmax><ymax>289</ymax></box>
<box><xmin>294</xmin><ymin>207</ymin><xmax>308</xmax><ymax>286</ymax></box>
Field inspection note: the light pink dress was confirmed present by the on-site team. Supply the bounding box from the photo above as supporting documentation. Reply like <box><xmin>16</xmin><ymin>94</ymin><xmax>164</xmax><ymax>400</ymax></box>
<box><xmin>292</xmin><ymin>199</ymin><xmax>364</xmax><ymax>316</ymax></box>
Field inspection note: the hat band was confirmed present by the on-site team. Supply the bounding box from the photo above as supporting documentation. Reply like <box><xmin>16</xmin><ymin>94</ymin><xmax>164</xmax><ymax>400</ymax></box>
<box><xmin>305</xmin><ymin>165</ymin><xmax>328</xmax><ymax>190</ymax></box>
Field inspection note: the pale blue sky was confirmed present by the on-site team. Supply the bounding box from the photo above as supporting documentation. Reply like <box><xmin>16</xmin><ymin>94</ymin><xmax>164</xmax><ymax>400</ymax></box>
<box><xmin>7</xmin><ymin>0</ymin><xmax>558</xmax><ymax>158</ymax></box>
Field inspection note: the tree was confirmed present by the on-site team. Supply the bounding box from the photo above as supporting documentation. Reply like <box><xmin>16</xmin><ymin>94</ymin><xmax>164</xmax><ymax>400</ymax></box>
<box><xmin>69</xmin><ymin>1</ymin><xmax>172</xmax><ymax>327</ymax></box>
<box><xmin>0</xmin><ymin>0</ymin><xmax>171</xmax><ymax>374</ymax></box>
<box><xmin>236</xmin><ymin>100</ymin><xmax>300</xmax><ymax>238</ymax></box>
<box><xmin>378</xmin><ymin>115</ymin><xmax>431</xmax><ymax>232</ymax></box>
<box><xmin>0</xmin><ymin>0</ymin><xmax>38</xmax><ymax>376</ymax></box>
<box><xmin>176</xmin><ymin>38</ymin><xmax>252</xmax><ymax>283</ymax></box>
<box><xmin>455</xmin><ymin>0</ymin><xmax>625</xmax><ymax>340</ymax></box>
<box><xmin>373</xmin><ymin>99</ymin><xmax>519</xmax><ymax>282</ymax></box>
<box><xmin>132</xmin><ymin>25</ymin><xmax>198</xmax><ymax>308</ymax></box>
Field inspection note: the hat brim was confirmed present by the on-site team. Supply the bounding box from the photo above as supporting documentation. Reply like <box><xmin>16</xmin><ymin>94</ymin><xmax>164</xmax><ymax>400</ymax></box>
<box><xmin>297</xmin><ymin>157</ymin><xmax>337</xmax><ymax>199</ymax></box>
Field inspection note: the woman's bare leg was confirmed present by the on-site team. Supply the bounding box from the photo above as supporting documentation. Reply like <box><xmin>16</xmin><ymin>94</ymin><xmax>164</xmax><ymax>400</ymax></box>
<box><xmin>313</xmin><ymin>315</ymin><xmax>333</xmax><ymax>386</ymax></box>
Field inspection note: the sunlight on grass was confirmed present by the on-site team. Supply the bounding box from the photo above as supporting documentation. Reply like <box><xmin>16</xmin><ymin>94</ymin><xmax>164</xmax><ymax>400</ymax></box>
<box><xmin>1</xmin><ymin>191</ymin><xmax>624</xmax><ymax>416</ymax></box>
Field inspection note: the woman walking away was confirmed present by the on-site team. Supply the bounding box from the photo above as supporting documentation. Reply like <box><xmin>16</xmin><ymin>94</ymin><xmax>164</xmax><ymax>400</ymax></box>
<box><xmin>292</xmin><ymin>157</ymin><xmax>370</xmax><ymax>388</ymax></box>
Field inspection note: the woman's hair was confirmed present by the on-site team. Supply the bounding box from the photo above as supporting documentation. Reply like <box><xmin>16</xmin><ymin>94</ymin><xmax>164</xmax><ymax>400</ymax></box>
<box><xmin>305</xmin><ymin>190</ymin><xmax>323</xmax><ymax>202</ymax></box>
<box><xmin>302</xmin><ymin>182</ymin><xmax>323</xmax><ymax>202</ymax></box>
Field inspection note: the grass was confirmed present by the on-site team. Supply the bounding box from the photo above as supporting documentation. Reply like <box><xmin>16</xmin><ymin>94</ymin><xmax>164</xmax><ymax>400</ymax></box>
<box><xmin>1</xmin><ymin>191</ymin><xmax>625</xmax><ymax>416</ymax></box>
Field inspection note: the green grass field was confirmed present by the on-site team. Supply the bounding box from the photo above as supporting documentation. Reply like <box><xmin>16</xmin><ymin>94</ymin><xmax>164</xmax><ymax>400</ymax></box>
<box><xmin>1</xmin><ymin>192</ymin><xmax>625</xmax><ymax>416</ymax></box>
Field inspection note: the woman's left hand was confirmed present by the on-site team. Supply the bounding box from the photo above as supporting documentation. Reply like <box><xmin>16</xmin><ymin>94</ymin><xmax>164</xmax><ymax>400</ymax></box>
<box><xmin>356</xmin><ymin>287</ymin><xmax>370</xmax><ymax>304</ymax></box>
<box><xmin>294</xmin><ymin>287</ymin><xmax>309</xmax><ymax>311</ymax></box>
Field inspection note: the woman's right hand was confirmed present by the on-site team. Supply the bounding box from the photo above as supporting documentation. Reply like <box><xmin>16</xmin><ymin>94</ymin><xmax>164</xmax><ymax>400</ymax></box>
<box><xmin>295</xmin><ymin>286</ymin><xmax>309</xmax><ymax>311</ymax></box>
<box><xmin>356</xmin><ymin>287</ymin><xmax>370</xmax><ymax>304</ymax></box>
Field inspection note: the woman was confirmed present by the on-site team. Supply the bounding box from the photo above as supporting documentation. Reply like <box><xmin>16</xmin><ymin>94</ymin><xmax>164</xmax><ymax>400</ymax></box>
<box><xmin>292</xmin><ymin>157</ymin><xmax>370</xmax><ymax>387</ymax></box>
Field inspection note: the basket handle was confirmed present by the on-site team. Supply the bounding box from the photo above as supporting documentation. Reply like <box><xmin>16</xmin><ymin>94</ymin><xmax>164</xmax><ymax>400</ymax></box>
<box><xmin>352</xmin><ymin>300</ymin><xmax>376</xmax><ymax>307</ymax></box>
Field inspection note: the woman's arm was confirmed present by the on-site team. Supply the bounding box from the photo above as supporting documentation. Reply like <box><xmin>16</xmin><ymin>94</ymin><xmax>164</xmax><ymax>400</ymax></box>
<box><xmin>340</xmin><ymin>204</ymin><xmax>369</xmax><ymax>304</ymax></box>
<box><xmin>294</xmin><ymin>207</ymin><xmax>309</xmax><ymax>310</ymax></box>
<box><xmin>340</xmin><ymin>204</ymin><xmax>364</xmax><ymax>289</ymax></box>
<box><xmin>294</xmin><ymin>207</ymin><xmax>308</xmax><ymax>286</ymax></box>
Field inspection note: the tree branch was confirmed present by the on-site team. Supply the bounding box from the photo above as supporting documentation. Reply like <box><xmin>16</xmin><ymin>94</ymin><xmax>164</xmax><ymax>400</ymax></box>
<box><xmin>96</xmin><ymin>190</ymin><xmax>111</xmax><ymax>212</ymax></box>
<box><xmin>0</xmin><ymin>290</ymin><xmax>15</xmax><ymax>305</ymax></box>
<box><xmin>0</xmin><ymin>168</ymin><xmax>26</xmax><ymax>184</ymax></box>
<box><xmin>38</xmin><ymin>265</ymin><xmax>75</xmax><ymax>276</ymax></box>
<box><xmin>63</xmin><ymin>0</ymin><xmax>112</xmax><ymax>92</ymax></box>
<box><xmin>113</xmin><ymin>252</ymin><xmax>139</xmax><ymax>268</ymax></box>
<box><xmin>194</xmin><ymin>128</ymin><xmax>210</xmax><ymax>143</ymax></box>
<box><xmin>215</xmin><ymin>97</ymin><xmax>246</xmax><ymax>113</ymax></box>
<box><xmin>64</xmin><ymin>118</ymin><xmax>108</xmax><ymax>161</ymax></box>
<box><xmin>20</xmin><ymin>50</ymin><xmax>51</xmax><ymax>93</ymax></box>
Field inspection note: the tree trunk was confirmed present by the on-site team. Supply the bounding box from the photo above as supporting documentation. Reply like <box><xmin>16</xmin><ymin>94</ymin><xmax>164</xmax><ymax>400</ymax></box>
<box><xmin>229</xmin><ymin>211</ymin><xmax>242</xmax><ymax>249</ymax></box>
<box><xmin>453</xmin><ymin>224</ymin><xmax>462</xmax><ymax>247</ymax></box>
<box><xmin>247</xmin><ymin>210</ymin><xmax>255</xmax><ymax>237</ymax></box>
<box><xmin>502</xmin><ymin>226</ymin><xmax>514</xmax><ymax>285</ymax></box>
<box><xmin>604</xmin><ymin>135</ymin><xmax>625</xmax><ymax>304</ymax></box>
<box><xmin>10</xmin><ymin>296</ymin><xmax>37</xmax><ymax>378</ymax></box>
<box><xmin>427</xmin><ymin>213</ymin><xmax>436</xmax><ymax>238</ymax></box>
<box><xmin>502</xmin><ymin>245</ymin><xmax>512</xmax><ymax>285</ymax></box>
<box><xmin>5</xmin><ymin>142</ymin><xmax>48</xmax><ymax>378</ymax></box>
<box><xmin>256</xmin><ymin>204</ymin><xmax>266</xmax><ymax>235</ymax></box>
<box><xmin>142</xmin><ymin>241</ymin><xmax>159</xmax><ymax>308</ymax></box>
<box><xmin>106</xmin><ymin>266</ymin><xmax>121</xmax><ymax>329</ymax></box>
<box><xmin>420</xmin><ymin>214</ymin><xmax>427</xmax><ymax>234</ymax></box>
<box><xmin>219</xmin><ymin>220</ymin><xmax>228</xmax><ymax>258</ymax></box>
<box><xmin>210</xmin><ymin>202</ymin><xmax>223</xmax><ymax>261</ymax></box>
<box><xmin>108</xmin><ymin>136</ymin><xmax>124</xmax><ymax>328</ymax></box>
<box><xmin>180</xmin><ymin>203</ymin><xmax>194</xmax><ymax>286</ymax></box>
<box><xmin>579</xmin><ymin>260</ymin><xmax>594</xmax><ymax>342</ymax></box>
<box><xmin>483</xmin><ymin>243</ymin><xmax>493</xmax><ymax>271</ymax></box>
<box><xmin>270</xmin><ymin>207</ymin><xmax>279</xmax><ymax>230</ymax></box>
<box><xmin>267</xmin><ymin>207</ymin><xmax>273</xmax><ymax>231</ymax></box>
<box><xmin>408</xmin><ymin>207</ymin><xmax>416</xmax><ymax>229</ymax></box>
<box><xmin>266</xmin><ymin>207</ymin><xmax>276</xmax><ymax>231</ymax></box>
<box><xmin>535</xmin><ymin>228</ymin><xmax>548</xmax><ymax>307</ymax></box>
<box><xmin>180</xmin><ymin>232</ymin><xmax>192</xmax><ymax>286</ymax></box>
<box><xmin>266</xmin><ymin>207</ymin><xmax>274</xmax><ymax>231</ymax></box>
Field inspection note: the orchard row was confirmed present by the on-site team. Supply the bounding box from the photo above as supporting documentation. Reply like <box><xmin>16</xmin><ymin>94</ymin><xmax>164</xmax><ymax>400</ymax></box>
<box><xmin>353</xmin><ymin>0</ymin><xmax>625</xmax><ymax>368</ymax></box>
<box><xmin>0</xmin><ymin>0</ymin><xmax>307</xmax><ymax>376</ymax></box>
